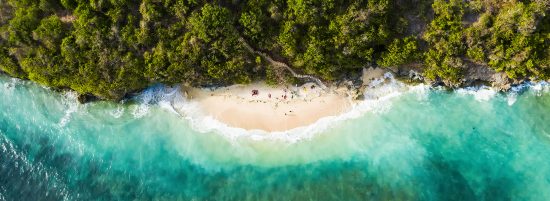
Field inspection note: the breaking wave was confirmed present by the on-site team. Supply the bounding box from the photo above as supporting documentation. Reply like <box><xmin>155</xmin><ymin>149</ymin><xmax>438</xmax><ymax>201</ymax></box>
<box><xmin>57</xmin><ymin>91</ymin><xmax>79</xmax><ymax>127</ymax></box>
<box><xmin>131</xmin><ymin>73</ymin><xmax>427</xmax><ymax>143</ymax></box>
<box><xmin>124</xmin><ymin>74</ymin><xmax>549</xmax><ymax>143</ymax></box>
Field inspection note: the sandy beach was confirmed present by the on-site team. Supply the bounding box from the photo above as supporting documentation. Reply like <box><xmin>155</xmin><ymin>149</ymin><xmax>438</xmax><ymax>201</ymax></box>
<box><xmin>179</xmin><ymin>68</ymin><xmax>390</xmax><ymax>132</ymax></box>
<box><xmin>183</xmin><ymin>82</ymin><xmax>354</xmax><ymax>132</ymax></box>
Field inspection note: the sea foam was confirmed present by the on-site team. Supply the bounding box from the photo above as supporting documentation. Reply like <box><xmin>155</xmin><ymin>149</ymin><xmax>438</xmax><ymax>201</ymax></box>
<box><xmin>456</xmin><ymin>86</ymin><xmax>497</xmax><ymax>102</ymax></box>
<box><xmin>508</xmin><ymin>81</ymin><xmax>549</xmax><ymax>105</ymax></box>
<box><xmin>136</xmin><ymin>72</ymin><xmax>425</xmax><ymax>143</ymax></box>
<box><xmin>133</xmin><ymin>74</ymin><xmax>549</xmax><ymax>143</ymax></box>
<box><xmin>57</xmin><ymin>91</ymin><xmax>79</xmax><ymax>127</ymax></box>
<box><xmin>109</xmin><ymin>105</ymin><xmax>125</xmax><ymax>118</ymax></box>
<box><xmin>1</xmin><ymin>78</ymin><xmax>20</xmax><ymax>94</ymax></box>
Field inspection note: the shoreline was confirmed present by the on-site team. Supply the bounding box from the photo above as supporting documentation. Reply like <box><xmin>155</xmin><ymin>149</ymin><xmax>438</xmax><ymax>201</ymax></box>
<box><xmin>1</xmin><ymin>71</ymin><xmax>548</xmax><ymax>134</ymax></box>
<box><xmin>176</xmin><ymin>66</ymin><xmax>550</xmax><ymax>133</ymax></box>
<box><xmin>183</xmin><ymin>82</ymin><xmax>354</xmax><ymax>132</ymax></box>
<box><xmin>179</xmin><ymin>67</ymin><xmax>389</xmax><ymax>132</ymax></box>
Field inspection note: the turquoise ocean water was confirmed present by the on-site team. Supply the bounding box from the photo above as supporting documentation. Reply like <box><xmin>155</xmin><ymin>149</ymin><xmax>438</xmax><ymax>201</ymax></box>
<box><xmin>1</xmin><ymin>74</ymin><xmax>549</xmax><ymax>201</ymax></box>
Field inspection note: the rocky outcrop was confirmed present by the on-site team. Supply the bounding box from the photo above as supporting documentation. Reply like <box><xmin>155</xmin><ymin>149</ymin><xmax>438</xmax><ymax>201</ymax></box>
<box><xmin>386</xmin><ymin>63</ymin><xmax>425</xmax><ymax>83</ymax></box>
<box><xmin>358</xmin><ymin>61</ymin><xmax>522</xmax><ymax>94</ymax></box>
<box><xmin>77</xmin><ymin>93</ymin><xmax>97</xmax><ymax>104</ymax></box>
<box><xmin>461</xmin><ymin>61</ymin><xmax>521</xmax><ymax>91</ymax></box>
<box><xmin>491</xmin><ymin>72</ymin><xmax>512</xmax><ymax>91</ymax></box>
<box><xmin>462</xmin><ymin>61</ymin><xmax>497</xmax><ymax>86</ymax></box>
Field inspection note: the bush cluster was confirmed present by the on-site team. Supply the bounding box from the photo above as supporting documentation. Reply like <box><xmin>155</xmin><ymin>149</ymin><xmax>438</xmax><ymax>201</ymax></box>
<box><xmin>0</xmin><ymin>0</ymin><xmax>548</xmax><ymax>99</ymax></box>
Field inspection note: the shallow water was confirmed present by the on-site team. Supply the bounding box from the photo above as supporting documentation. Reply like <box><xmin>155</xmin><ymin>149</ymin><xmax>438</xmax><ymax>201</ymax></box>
<box><xmin>1</xmin><ymin>75</ymin><xmax>549</xmax><ymax>201</ymax></box>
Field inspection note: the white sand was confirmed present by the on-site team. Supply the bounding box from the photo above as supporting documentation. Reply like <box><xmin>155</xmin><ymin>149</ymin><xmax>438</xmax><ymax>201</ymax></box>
<box><xmin>183</xmin><ymin>82</ymin><xmax>353</xmax><ymax>132</ymax></box>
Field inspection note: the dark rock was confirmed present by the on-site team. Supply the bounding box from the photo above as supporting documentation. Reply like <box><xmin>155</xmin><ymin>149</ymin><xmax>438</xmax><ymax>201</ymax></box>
<box><xmin>431</xmin><ymin>79</ymin><xmax>445</xmax><ymax>88</ymax></box>
<box><xmin>459</xmin><ymin>60</ymin><xmax>514</xmax><ymax>91</ymax></box>
<box><xmin>468</xmin><ymin>79</ymin><xmax>492</xmax><ymax>87</ymax></box>
<box><xmin>395</xmin><ymin>63</ymin><xmax>425</xmax><ymax>78</ymax></box>
<box><xmin>77</xmin><ymin>93</ymin><xmax>97</xmax><ymax>104</ymax></box>
<box><xmin>462</xmin><ymin>61</ymin><xmax>496</xmax><ymax>86</ymax></box>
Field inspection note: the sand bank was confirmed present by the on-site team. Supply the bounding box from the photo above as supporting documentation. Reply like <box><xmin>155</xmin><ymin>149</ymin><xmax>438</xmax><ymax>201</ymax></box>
<box><xmin>183</xmin><ymin>82</ymin><xmax>353</xmax><ymax>132</ymax></box>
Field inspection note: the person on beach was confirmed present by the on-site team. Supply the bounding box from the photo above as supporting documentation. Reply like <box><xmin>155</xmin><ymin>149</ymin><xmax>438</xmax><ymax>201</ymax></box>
<box><xmin>268</xmin><ymin>93</ymin><xmax>271</xmax><ymax>98</ymax></box>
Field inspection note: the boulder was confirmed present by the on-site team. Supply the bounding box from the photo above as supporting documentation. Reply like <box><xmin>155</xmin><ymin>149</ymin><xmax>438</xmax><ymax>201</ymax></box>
<box><xmin>77</xmin><ymin>93</ymin><xmax>97</xmax><ymax>104</ymax></box>
<box><xmin>491</xmin><ymin>72</ymin><xmax>512</xmax><ymax>91</ymax></box>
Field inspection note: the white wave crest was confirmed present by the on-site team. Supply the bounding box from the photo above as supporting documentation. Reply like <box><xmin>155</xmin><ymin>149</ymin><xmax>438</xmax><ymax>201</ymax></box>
<box><xmin>130</xmin><ymin>85</ymin><xmax>182</xmax><ymax>118</ymax></box>
<box><xmin>1</xmin><ymin>78</ymin><xmax>20</xmax><ymax>94</ymax></box>
<box><xmin>131</xmin><ymin>104</ymin><xmax>149</xmax><ymax>118</ymax></box>
<box><xmin>507</xmin><ymin>81</ymin><xmax>549</xmax><ymax>105</ymax></box>
<box><xmin>57</xmin><ymin>91</ymin><xmax>79</xmax><ymax>127</ymax></box>
<box><xmin>530</xmin><ymin>81</ymin><xmax>549</xmax><ymax>95</ymax></box>
<box><xmin>455</xmin><ymin>81</ymin><xmax>549</xmax><ymax>105</ymax></box>
<box><xmin>110</xmin><ymin>105</ymin><xmax>125</xmax><ymax>118</ymax></box>
<box><xmin>138</xmin><ymin>72</ymin><xmax>427</xmax><ymax>143</ymax></box>
<box><xmin>456</xmin><ymin>86</ymin><xmax>497</xmax><ymax>102</ymax></box>
<box><xmin>133</xmin><ymin>74</ymin><xmax>549</xmax><ymax>143</ymax></box>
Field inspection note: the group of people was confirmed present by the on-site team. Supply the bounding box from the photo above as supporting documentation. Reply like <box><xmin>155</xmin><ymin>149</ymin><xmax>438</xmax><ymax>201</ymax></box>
<box><xmin>250</xmin><ymin>84</ymin><xmax>319</xmax><ymax>101</ymax></box>
<box><xmin>245</xmin><ymin>84</ymin><xmax>322</xmax><ymax>117</ymax></box>
<box><xmin>250</xmin><ymin>88</ymin><xmax>296</xmax><ymax>116</ymax></box>
<box><xmin>251</xmin><ymin>89</ymin><xmax>289</xmax><ymax>100</ymax></box>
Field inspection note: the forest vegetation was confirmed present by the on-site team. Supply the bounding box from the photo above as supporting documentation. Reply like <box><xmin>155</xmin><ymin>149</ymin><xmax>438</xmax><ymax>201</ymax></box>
<box><xmin>0</xmin><ymin>0</ymin><xmax>548</xmax><ymax>99</ymax></box>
